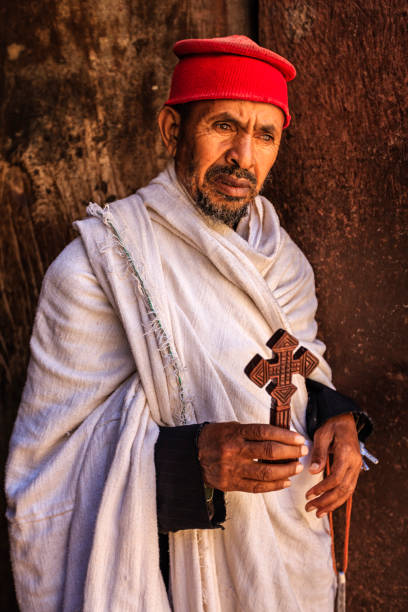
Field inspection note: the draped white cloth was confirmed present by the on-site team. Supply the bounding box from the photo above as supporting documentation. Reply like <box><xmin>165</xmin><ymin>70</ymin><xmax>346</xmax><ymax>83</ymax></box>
<box><xmin>6</xmin><ymin>162</ymin><xmax>336</xmax><ymax>611</ymax></box>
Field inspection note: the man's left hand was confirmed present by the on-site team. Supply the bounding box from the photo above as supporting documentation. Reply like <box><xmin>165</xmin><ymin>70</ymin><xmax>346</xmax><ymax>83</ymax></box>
<box><xmin>305</xmin><ymin>413</ymin><xmax>361</xmax><ymax>517</ymax></box>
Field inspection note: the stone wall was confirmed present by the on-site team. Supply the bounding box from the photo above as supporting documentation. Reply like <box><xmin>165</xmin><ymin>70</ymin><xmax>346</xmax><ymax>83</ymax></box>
<box><xmin>1</xmin><ymin>1</ymin><xmax>406</xmax><ymax>608</ymax></box>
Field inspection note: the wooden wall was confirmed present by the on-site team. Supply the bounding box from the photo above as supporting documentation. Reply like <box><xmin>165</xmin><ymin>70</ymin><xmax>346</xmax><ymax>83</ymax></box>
<box><xmin>1</xmin><ymin>1</ymin><xmax>406</xmax><ymax>609</ymax></box>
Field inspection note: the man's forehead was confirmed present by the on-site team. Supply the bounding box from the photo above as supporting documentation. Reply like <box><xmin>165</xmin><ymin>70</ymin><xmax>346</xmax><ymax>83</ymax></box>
<box><xmin>190</xmin><ymin>99</ymin><xmax>285</xmax><ymax>129</ymax></box>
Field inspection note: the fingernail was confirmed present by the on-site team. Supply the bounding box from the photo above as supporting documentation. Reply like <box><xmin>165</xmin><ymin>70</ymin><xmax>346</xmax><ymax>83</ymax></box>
<box><xmin>295</xmin><ymin>435</ymin><xmax>305</xmax><ymax>444</ymax></box>
<box><xmin>310</xmin><ymin>462</ymin><xmax>320</xmax><ymax>471</ymax></box>
<box><xmin>295</xmin><ymin>463</ymin><xmax>304</xmax><ymax>474</ymax></box>
<box><xmin>306</xmin><ymin>493</ymin><xmax>318</xmax><ymax>501</ymax></box>
<box><xmin>300</xmin><ymin>445</ymin><xmax>309</xmax><ymax>456</ymax></box>
<box><xmin>317</xmin><ymin>512</ymin><xmax>327</xmax><ymax>518</ymax></box>
<box><xmin>284</xmin><ymin>480</ymin><xmax>291</xmax><ymax>488</ymax></box>
<box><xmin>306</xmin><ymin>505</ymin><xmax>316</xmax><ymax>513</ymax></box>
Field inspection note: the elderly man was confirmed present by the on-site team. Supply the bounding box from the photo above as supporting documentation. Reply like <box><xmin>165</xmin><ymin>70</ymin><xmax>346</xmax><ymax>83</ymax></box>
<box><xmin>6</xmin><ymin>36</ymin><xmax>369</xmax><ymax>611</ymax></box>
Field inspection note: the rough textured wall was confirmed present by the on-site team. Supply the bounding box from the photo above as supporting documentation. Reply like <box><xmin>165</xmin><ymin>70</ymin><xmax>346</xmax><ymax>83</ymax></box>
<box><xmin>259</xmin><ymin>1</ymin><xmax>407</xmax><ymax>610</ymax></box>
<box><xmin>1</xmin><ymin>0</ymin><xmax>406</xmax><ymax>609</ymax></box>
<box><xmin>0</xmin><ymin>1</ymin><xmax>255</xmax><ymax>607</ymax></box>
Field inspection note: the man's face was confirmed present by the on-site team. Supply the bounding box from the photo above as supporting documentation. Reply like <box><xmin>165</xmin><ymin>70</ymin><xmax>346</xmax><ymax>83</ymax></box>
<box><xmin>174</xmin><ymin>99</ymin><xmax>284</xmax><ymax>226</ymax></box>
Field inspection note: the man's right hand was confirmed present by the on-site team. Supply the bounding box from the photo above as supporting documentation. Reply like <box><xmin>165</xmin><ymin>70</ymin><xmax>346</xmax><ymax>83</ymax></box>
<box><xmin>197</xmin><ymin>422</ymin><xmax>308</xmax><ymax>494</ymax></box>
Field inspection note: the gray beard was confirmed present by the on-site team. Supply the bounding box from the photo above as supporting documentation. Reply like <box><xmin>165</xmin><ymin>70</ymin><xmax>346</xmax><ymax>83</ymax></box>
<box><xmin>195</xmin><ymin>190</ymin><xmax>249</xmax><ymax>227</ymax></box>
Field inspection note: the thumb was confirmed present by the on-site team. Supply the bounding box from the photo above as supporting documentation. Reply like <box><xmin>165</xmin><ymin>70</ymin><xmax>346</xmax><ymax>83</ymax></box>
<box><xmin>309</xmin><ymin>427</ymin><xmax>332</xmax><ymax>474</ymax></box>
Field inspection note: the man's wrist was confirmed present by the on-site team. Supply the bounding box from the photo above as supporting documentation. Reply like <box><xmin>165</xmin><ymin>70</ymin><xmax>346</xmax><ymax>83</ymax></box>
<box><xmin>306</xmin><ymin>379</ymin><xmax>373</xmax><ymax>441</ymax></box>
<box><xmin>194</xmin><ymin>421</ymin><xmax>209</xmax><ymax>459</ymax></box>
<box><xmin>194</xmin><ymin>422</ymin><xmax>215</xmax><ymax>516</ymax></box>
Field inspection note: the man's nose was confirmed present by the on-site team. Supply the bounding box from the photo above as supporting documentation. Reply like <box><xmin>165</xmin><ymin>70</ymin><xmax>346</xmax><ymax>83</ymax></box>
<box><xmin>225</xmin><ymin>133</ymin><xmax>254</xmax><ymax>170</ymax></box>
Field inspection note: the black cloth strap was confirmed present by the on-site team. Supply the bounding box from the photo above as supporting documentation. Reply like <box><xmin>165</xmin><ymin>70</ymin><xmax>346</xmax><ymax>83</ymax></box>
<box><xmin>155</xmin><ymin>424</ymin><xmax>225</xmax><ymax>533</ymax></box>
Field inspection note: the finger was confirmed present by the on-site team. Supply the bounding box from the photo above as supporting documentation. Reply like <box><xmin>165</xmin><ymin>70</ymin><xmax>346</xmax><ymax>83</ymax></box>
<box><xmin>240</xmin><ymin>423</ymin><xmax>305</xmax><ymax>445</ymax></box>
<box><xmin>305</xmin><ymin>468</ymin><xmax>356</xmax><ymax>516</ymax></box>
<box><xmin>309</xmin><ymin>427</ymin><xmax>333</xmax><ymax>474</ymax></box>
<box><xmin>241</xmin><ymin>460</ymin><xmax>303</xmax><ymax>481</ymax></box>
<box><xmin>307</xmin><ymin>430</ymin><xmax>362</xmax><ymax>498</ymax></box>
<box><xmin>245</xmin><ymin>440</ymin><xmax>309</xmax><ymax>462</ymax></box>
<box><xmin>305</xmin><ymin>472</ymin><xmax>338</xmax><ymax>502</ymax></box>
<box><xmin>306</xmin><ymin>462</ymin><xmax>357</xmax><ymax>512</ymax></box>
<box><xmin>306</xmin><ymin>454</ymin><xmax>349</xmax><ymax>501</ymax></box>
<box><xmin>238</xmin><ymin>479</ymin><xmax>292</xmax><ymax>494</ymax></box>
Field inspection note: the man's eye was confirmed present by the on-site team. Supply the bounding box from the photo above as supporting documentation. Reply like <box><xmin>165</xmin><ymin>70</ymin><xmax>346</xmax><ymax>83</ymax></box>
<box><xmin>260</xmin><ymin>133</ymin><xmax>274</xmax><ymax>142</ymax></box>
<box><xmin>215</xmin><ymin>122</ymin><xmax>232</xmax><ymax>131</ymax></box>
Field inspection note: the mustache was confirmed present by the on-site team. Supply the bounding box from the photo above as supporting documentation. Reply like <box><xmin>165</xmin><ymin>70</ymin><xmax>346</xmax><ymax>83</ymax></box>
<box><xmin>205</xmin><ymin>165</ymin><xmax>257</xmax><ymax>186</ymax></box>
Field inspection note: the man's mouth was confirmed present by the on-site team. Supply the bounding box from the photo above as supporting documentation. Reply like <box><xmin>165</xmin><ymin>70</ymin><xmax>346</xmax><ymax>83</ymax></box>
<box><xmin>213</xmin><ymin>174</ymin><xmax>252</xmax><ymax>198</ymax></box>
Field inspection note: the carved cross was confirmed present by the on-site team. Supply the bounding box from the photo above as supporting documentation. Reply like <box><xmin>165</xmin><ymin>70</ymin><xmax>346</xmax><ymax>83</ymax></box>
<box><xmin>245</xmin><ymin>329</ymin><xmax>319</xmax><ymax>429</ymax></box>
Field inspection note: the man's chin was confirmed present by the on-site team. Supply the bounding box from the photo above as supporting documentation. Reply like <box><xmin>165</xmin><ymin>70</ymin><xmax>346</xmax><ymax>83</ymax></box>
<box><xmin>194</xmin><ymin>189</ymin><xmax>250</xmax><ymax>227</ymax></box>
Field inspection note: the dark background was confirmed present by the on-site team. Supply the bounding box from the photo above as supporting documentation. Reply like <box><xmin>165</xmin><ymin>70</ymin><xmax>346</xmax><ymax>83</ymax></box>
<box><xmin>1</xmin><ymin>1</ymin><xmax>406</xmax><ymax>609</ymax></box>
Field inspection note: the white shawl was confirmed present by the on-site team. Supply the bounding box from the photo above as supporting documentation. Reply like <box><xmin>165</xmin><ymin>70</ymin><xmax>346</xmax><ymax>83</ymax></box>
<box><xmin>6</xmin><ymin>163</ymin><xmax>336</xmax><ymax>611</ymax></box>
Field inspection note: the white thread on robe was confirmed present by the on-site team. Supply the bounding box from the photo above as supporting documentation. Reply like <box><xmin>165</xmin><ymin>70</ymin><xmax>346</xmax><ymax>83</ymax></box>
<box><xmin>87</xmin><ymin>202</ymin><xmax>192</xmax><ymax>425</ymax></box>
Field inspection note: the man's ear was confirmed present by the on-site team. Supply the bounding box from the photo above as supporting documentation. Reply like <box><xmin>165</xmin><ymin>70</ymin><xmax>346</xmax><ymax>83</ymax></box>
<box><xmin>158</xmin><ymin>106</ymin><xmax>181</xmax><ymax>157</ymax></box>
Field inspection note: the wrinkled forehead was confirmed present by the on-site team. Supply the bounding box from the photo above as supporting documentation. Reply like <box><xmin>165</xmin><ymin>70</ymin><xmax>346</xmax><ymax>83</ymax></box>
<box><xmin>181</xmin><ymin>99</ymin><xmax>285</xmax><ymax>130</ymax></box>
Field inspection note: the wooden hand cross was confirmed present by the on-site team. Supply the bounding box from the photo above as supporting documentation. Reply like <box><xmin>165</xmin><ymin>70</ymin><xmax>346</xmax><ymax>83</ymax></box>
<box><xmin>245</xmin><ymin>329</ymin><xmax>319</xmax><ymax>429</ymax></box>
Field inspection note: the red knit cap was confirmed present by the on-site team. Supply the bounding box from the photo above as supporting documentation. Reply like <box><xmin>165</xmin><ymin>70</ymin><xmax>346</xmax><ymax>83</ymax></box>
<box><xmin>166</xmin><ymin>35</ymin><xmax>296</xmax><ymax>128</ymax></box>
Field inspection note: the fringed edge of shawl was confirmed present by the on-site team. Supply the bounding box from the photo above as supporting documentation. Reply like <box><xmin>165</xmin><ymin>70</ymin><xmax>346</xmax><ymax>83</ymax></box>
<box><xmin>87</xmin><ymin>202</ymin><xmax>191</xmax><ymax>425</ymax></box>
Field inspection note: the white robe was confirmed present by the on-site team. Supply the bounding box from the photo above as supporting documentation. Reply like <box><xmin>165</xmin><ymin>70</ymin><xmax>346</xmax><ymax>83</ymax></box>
<box><xmin>6</xmin><ymin>162</ymin><xmax>336</xmax><ymax>611</ymax></box>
